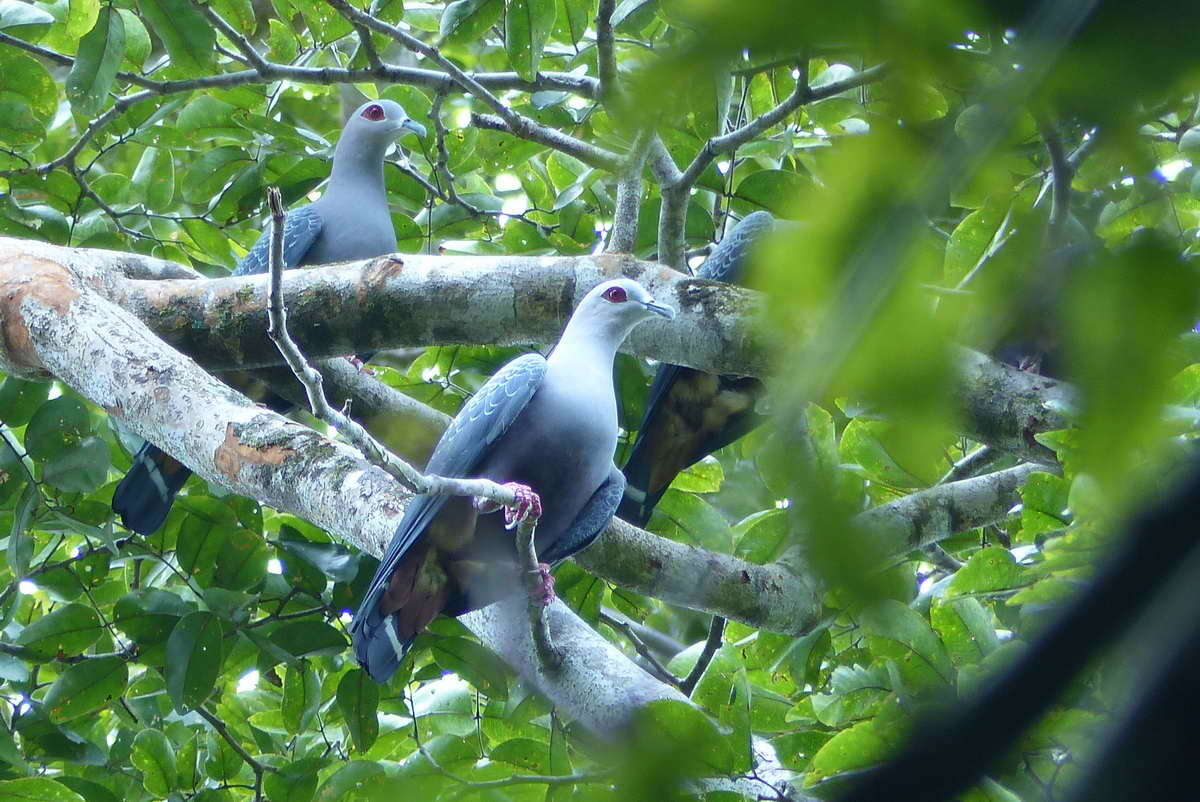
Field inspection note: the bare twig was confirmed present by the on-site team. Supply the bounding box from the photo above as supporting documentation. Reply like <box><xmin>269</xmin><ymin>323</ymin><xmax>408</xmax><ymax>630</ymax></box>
<box><xmin>599</xmin><ymin>609</ymin><xmax>682</xmax><ymax>688</ymax></box>
<box><xmin>197</xmin><ymin>2</ymin><xmax>270</xmax><ymax>73</ymax></box>
<box><xmin>680</xmin><ymin>615</ymin><xmax>725</xmax><ymax>696</ymax></box>
<box><xmin>935</xmin><ymin>445</ymin><xmax>999</xmax><ymax>486</ymax></box>
<box><xmin>196</xmin><ymin>706</ymin><xmax>274</xmax><ymax>802</ymax></box>
<box><xmin>596</xmin><ymin>0</ymin><xmax>622</xmax><ymax>107</ymax></box>
<box><xmin>470</xmin><ymin>112</ymin><xmax>623</xmax><ymax>173</ymax></box>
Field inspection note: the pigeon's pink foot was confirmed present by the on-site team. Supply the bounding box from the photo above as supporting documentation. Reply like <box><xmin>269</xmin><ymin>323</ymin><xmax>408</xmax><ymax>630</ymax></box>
<box><xmin>345</xmin><ymin>354</ymin><xmax>376</xmax><ymax>375</ymax></box>
<box><xmin>502</xmin><ymin>483</ymin><xmax>542</xmax><ymax>529</ymax></box>
<box><xmin>528</xmin><ymin>562</ymin><xmax>556</xmax><ymax>606</ymax></box>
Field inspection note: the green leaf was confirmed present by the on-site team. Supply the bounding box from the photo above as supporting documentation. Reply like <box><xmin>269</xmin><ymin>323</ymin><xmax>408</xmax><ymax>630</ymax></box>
<box><xmin>490</xmin><ymin>737</ymin><xmax>550</xmax><ymax>773</ymax></box>
<box><xmin>265</xmin><ymin>758</ymin><xmax>326</xmax><ymax>802</ymax></box>
<box><xmin>210</xmin><ymin>0</ymin><xmax>255</xmax><ymax>34</ymax></box>
<box><xmin>213</xmin><ymin>528</ymin><xmax>269</xmax><ymax>590</ymax></box>
<box><xmin>505</xmin><ymin>0</ymin><xmax>555</xmax><ymax>81</ymax></box>
<box><xmin>806</xmin><ymin>716</ymin><xmax>896</xmax><ymax>787</ymax></box>
<box><xmin>42</xmin><ymin>435</ymin><xmax>109</xmax><ymax>493</ymax></box>
<box><xmin>859</xmin><ymin>600</ymin><xmax>954</xmax><ymax>688</ymax></box>
<box><xmin>0</xmin><ymin>0</ymin><xmax>54</xmax><ymax>30</ymax></box>
<box><xmin>0</xmin><ymin>778</ymin><xmax>84</xmax><ymax>802</ymax></box>
<box><xmin>931</xmin><ymin>597</ymin><xmax>1000</xmax><ymax>666</ymax></box>
<box><xmin>315</xmin><ymin>760</ymin><xmax>386</xmax><ymax>801</ymax></box>
<box><xmin>131</xmin><ymin>145</ymin><xmax>175</xmax><ymax>210</ymax></box>
<box><xmin>65</xmin><ymin>0</ymin><xmax>99</xmax><ymax>39</ymax></box>
<box><xmin>650</xmin><ymin>489</ymin><xmax>734</xmax><ymax>552</ymax></box>
<box><xmin>277</xmin><ymin>536</ymin><xmax>359</xmax><ymax>583</ymax></box>
<box><xmin>432</xmin><ymin>636</ymin><xmax>509</xmax><ymax>699</ymax></box>
<box><xmin>733</xmin><ymin>508</ymin><xmax>789</xmax><ymax>564</ymax></box>
<box><xmin>282</xmin><ymin>661</ymin><xmax>321</xmax><ymax>735</ymax></box>
<box><xmin>267</xmin><ymin>17</ymin><xmax>300</xmax><ymax>62</ymax></box>
<box><xmin>42</xmin><ymin>655</ymin><xmax>128</xmax><ymax>723</ymax></box>
<box><xmin>131</xmin><ymin>728</ymin><xmax>176</xmax><ymax>797</ymax></box>
<box><xmin>0</xmin><ymin>97</ymin><xmax>45</xmax><ymax>149</ymax></box>
<box><xmin>731</xmin><ymin>169</ymin><xmax>809</xmax><ymax>219</ymax></box>
<box><xmin>946</xmin><ymin>547</ymin><xmax>1022</xmax><ymax>597</ymax></box>
<box><xmin>552</xmin><ymin>0</ymin><xmax>592</xmax><ymax>44</ymax></box>
<box><xmin>135</xmin><ymin>0</ymin><xmax>214</xmax><ymax>75</ymax></box>
<box><xmin>336</xmin><ymin>669</ymin><xmax>380</xmax><ymax>753</ymax></box>
<box><xmin>17</xmin><ymin>602</ymin><xmax>102</xmax><ymax>660</ymax></box>
<box><xmin>8</xmin><ymin>483</ymin><xmax>37</xmax><ymax>579</ymax></box>
<box><xmin>24</xmin><ymin>396</ymin><xmax>92</xmax><ymax>461</ymax></box>
<box><xmin>116</xmin><ymin>9</ymin><xmax>150</xmax><ymax>69</ymax></box>
<box><xmin>269</xmin><ymin>620</ymin><xmax>348</xmax><ymax>659</ymax></box>
<box><xmin>670</xmin><ymin>455</ymin><xmax>724</xmax><ymax>494</ymax></box>
<box><xmin>632</xmin><ymin>699</ymin><xmax>736</xmax><ymax>776</ymax></box>
<box><xmin>181</xmin><ymin>145</ymin><xmax>251</xmax><ymax>205</ymax></box>
<box><xmin>53</xmin><ymin>778</ymin><xmax>115</xmax><ymax>802</ymax></box>
<box><xmin>166</xmin><ymin>611</ymin><xmax>223</xmax><ymax>712</ymax></box>
<box><xmin>0</xmin><ymin>433</ymin><xmax>30</xmax><ymax>503</ymax></box>
<box><xmin>0</xmin><ymin>376</ymin><xmax>50</xmax><ymax>425</ymax></box>
<box><xmin>114</xmin><ymin>588</ymin><xmax>192</xmax><ymax>646</ymax></box>
<box><xmin>66</xmin><ymin>8</ymin><xmax>124</xmax><ymax>116</ymax></box>
<box><xmin>440</xmin><ymin>0</ymin><xmax>502</xmax><ymax>43</ymax></box>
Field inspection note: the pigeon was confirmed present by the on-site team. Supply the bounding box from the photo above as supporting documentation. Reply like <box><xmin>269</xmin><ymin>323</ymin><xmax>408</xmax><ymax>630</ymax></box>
<box><xmin>352</xmin><ymin>278</ymin><xmax>675</xmax><ymax>683</ymax></box>
<box><xmin>112</xmin><ymin>99</ymin><xmax>426</xmax><ymax>537</ymax></box>
<box><xmin>618</xmin><ymin>211</ymin><xmax>775</xmax><ymax>527</ymax></box>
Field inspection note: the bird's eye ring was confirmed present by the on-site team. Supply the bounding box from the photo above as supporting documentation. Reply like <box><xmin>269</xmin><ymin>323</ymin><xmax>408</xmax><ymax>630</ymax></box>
<box><xmin>362</xmin><ymin>104</ymin><xmax>386</xmax><ymax>121</ymax></box>
<box><xmin>602</xmin><ymin>286</ymin><xmax>628</xmax><ymax>303</ymax></box>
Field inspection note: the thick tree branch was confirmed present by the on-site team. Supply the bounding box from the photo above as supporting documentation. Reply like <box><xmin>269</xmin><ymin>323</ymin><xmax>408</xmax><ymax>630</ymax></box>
<box><xmin>608</xmin><ymin>130</ymin><xmax>652</xmax><ymax>253</ymax></box>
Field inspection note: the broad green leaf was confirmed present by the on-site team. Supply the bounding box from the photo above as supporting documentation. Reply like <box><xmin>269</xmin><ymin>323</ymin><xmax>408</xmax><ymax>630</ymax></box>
<box><xmin>181</xmin><ymin>146</ymin><xmax>252</xmax><ymax>204</ymax></box>
<box><xmin>135</xmin><ymin>0</ymin><xmax>214</xmax><ymax>75</ymax></box>
<box><xmin>336</xmin><ymin>669</ymin><xmax>380</xmax><ymax>753</ymax></box>
<box><xmin>269</xmin><ymin>620</ymin><xmax>348</xmax><ymax>659</ymax></box>
<box><xmin>733</xmin><ymin>508</ymin><xmax>789</xmax><ymax>564</ymax></box>
<box><xmin>282</xmin><ymin>661</ymin><xmax>321</xmax><ymax>735</ymax></box>
<box><xmin>23</xmin><ymin>397</ymin><xmax>91</xmax><ymax>462</ymax></box>
<box><xmin>505</xmin><ymin>0</ymin><xmax>555</xmax><ymax>81</ymax></box>
<box><xmin>42</xmin><ymin>435</ymin><xmax>109</xmax><ymax>493</ymax></box>
<box><xmin>8</xmin><ymin>484</ymin><xmax>38</xmax><ymax>578</ymax></box>
<box><xmin>650</xmin><ymin>489</ymin><xmax>734</xmax><ymax>552</ymax></box>
<box><xmin>114</xmin><ymin>588</ymin><xmax>192</xmax><ymax>645</ymax></box>
<box><xmin>277</xmin><ymin>537</ymin><xmax>359</xmax><ymax>583</ymax></box>
<box><xmin>805</xmin><ymin>715</ymin><xmax>897</xmax><ymax>787</ymax></box>
<box><xmin>131</xmin><ymin>146</ymin><xmax>175</xmax><ymax>210</ymax></box>
<box><xmin>859</xmin><ymin>600</ymin><xmax>954</xmax><ymax>688</ymax></box>
<box><xmin>117</xmin><ymin>8</ymin><xmax>150</xmax><ymax>69</ymax></box>
<box><xmin>440</xmin><ymin>0</ymin><xmax>502</xmax><ymax>43</ymax></box>
<box><xmin>432</xmin><ymin>636</ymin><xmax>509</xmax><ymax>699</ymax></box>
<box><xmin>731</xmin><ymin>169</ymin><xmax>809</xmax><ymax>219</ymax></box>
<box><xmin>166</xmin><ymin>612</ymin><xmax>223</xmax><ymax>711</ymax></box>
<box><xmin>210</xmin><ymin>0</ymin><xmax>254</xmax><ymax>34</ymax></box>
<box><xmin>0</xmin><ymin>0</ymin><xmax>54</xmax><ymax>30</ymax></box>
<box><xmin>265</xmin><ymin>758</ymin><xmax>326</xmax><ymax>802</ymax></box>
<box><xmin>0</xmin><ymin>778</ymin><xmax>84</xmax><ymax>802</ymax></box>
<box><xmin>53</xmin><ymin>778</ymin><xmax>115</xmax><ymax>802</ymax></box>
<box><xmin>489</xmin><ymin>738</ymin><xmax>550</xmax><ymax>774</ymax></box>
<box><xmin>931</xmin><ymin>597</ymin><xmax>1000</xmax><ymax>666</ymax></box>
<box><xmin>65</xmin><ymin>0</ymin><xmax>99</xmax><ymax>39</ymax></box>
<box><xmin>0</xmin><ymin>376</ymin><xmax>50</xmax><ymax>425</ymax></box>
<box><xmin>213</xmin><ymin>528</ymin><xmax>269</xmax><ymax>590</ymax></box>
<box><xmin>552</xmin><ymin>0</ymin><xmax>592</xmax><ymax>44</ymax></box>
<box><xmin>670</xmin><ymin>455</ymin><xmax>724</xmax><ymax>494</ymax></box>
<box><xmin>66</xmin><ymin>7</ymin><xmax>124</xmax><ymax>116</ymax></box>
<box><xmin>43</xmin><ymin>655</ymin><xmax>128</xmax><ymax>723</ymax></box>
<box><xmin>315</xmin><ymin>760</ymin><xmax>387</xmax><ymax>801</ymax></box>
<box><xmin>17</xmin><ymin>602</ymin><xmax>101</xmax><ymax>660</ymax></box>
<box><xmin>131</xmin><ymin>729</ymin><xmax>176</xmax><ymax>797</ymax></box>
<box><xmin>632</xmin><ymin>699</ymin><xmax>736</xmax><ymax>776</ymax></box>
<box><xmin>0</xmin><ymin>53</ymin><xmax>56</xmax><ymax>128</ymax></box>
<box><xmin>946</xmin><ymin>547</ymin><xmax>1023</xmax><ymax>597</ymax></box>
<box><xmin>267</xmin><ymin>18</ymin><xmax>300</xmax><ymax>63</ymax></box>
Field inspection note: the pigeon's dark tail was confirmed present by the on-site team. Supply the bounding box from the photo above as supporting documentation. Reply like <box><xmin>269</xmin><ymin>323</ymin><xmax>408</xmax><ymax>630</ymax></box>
<box><xmin>112</xmin><ymin>443</ymin><xmax>192</xmax><ymax>536</ymax></box>
<box><xmin>351</xmin><ymin>601</ymin><xmax>413</xmax><ymax>684</ymax></box>
<box><xmin>617</xmin><ymin>442</ymin><xmax>660</xmax><ymax>528</ymax></box>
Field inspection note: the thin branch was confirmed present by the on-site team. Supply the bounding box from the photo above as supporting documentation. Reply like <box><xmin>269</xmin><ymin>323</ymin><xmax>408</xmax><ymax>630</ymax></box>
<box><xmin>596</xmin><ymin>0</ymin><xmax>621</xmax><ymax>107</ymax></box>
<box><xmin>262</xmin><ymin>188</ymin><xmax>519</xmax><ymax>506</ymax></box>
<box><xmin>599</xmin><ymin>609</ymin><xmax>682</xmax><ymax>688</ymax></box>
<box><xmin>323</xmin><ymin>0</ymin><xmax>618</xmax><ymax>172</ymax></box>
<box><xmin>680</xmin><ymin>616</ymin><xmax>725</xmax><ymax>696</ymax></box>
<box><xmin>353</xmin><ymin>23</ymin><xmax>385</xmax><ymax>72</ymax></box>
<box><xmin>677</xmin><ymin>62</ymin><xmax>888</xmax><ymax>190</ymax></box>
<box><xmin>514</xmin><ymin>517</ymin><xmax>562</xmax><ymax>671</ymax></box>
<box><xmin>935</xmin><ymin>445</ymin><xmax>999</xmax><ymax>486</ymax></box>
<box><xmin>470</xmin><ymin>112</ymin><xmax>623</xmax><ymax>173</ymax></box>
<box><xmin>197</xmin><ymin>2</ymin><xmax>270</xmax><ymax>73</ymax></box>
<box><xmin>195</xmin><ymin>705</ymin><xmax>273</xmax><ymax>802</ymax></box>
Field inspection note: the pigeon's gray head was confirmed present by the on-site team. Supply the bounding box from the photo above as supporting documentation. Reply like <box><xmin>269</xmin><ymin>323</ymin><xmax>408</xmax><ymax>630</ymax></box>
<box><xmin>345</xmin><ymin>99</ymin><xmax>427</xmax><ymax>147</ymax></box>
<box><xmin>576</xmin><ymin>278</ymin><xmax>674</xmax><ymax>339</ymax></box>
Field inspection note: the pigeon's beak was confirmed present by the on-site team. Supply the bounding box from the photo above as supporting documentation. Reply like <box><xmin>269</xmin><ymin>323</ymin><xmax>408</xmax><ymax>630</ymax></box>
<box><xmin>642</xmin><ymin>299</ymin><xmax>675</xmax><ymax>319</ymax></box>
<box><xmin>399</xmin><ymin>118</ymin><xmax>427</xmax><ymax>139</ymax></box>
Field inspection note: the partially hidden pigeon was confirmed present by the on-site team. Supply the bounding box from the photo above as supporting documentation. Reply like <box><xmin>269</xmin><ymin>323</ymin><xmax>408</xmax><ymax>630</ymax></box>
<box><xmin>618</xmin><ymin>211</ymin><xmax>775</xmax><ymax>527</ymax></box>
<box><xmin>112</xmin><ymin>99</ymin><xmax>426</xmax><ymax>536</ymax></box>
<box><xmin>352</xmin><ymin>278</ymin><xmax>675</xmax><ymax>683</ymax></box>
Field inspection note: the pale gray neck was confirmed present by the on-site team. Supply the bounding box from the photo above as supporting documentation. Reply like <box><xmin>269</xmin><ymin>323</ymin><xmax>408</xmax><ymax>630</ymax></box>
<box><xmin>322</xmin><ymin>134</ymin><xmax>389</xmax><ymax>207</ymax></box>
<box><xmin>548</xmin><ymin>314</ymin><xmax>628</xmax><ymax>374</ymax></box>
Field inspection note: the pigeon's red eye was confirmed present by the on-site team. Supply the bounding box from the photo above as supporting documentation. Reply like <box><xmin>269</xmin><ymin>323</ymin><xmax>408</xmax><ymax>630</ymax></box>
<box><xmin>602</xmin><ymin>286</ymin><xmax>628</xmax><ymax>303</ymax></box>
<box><xmin>362</xmin><ymin>104</ymin><xmax>386</xmax><ymax>121</ymax></box>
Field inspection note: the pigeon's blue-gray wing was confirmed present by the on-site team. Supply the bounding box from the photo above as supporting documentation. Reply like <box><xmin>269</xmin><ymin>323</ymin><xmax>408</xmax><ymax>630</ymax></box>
<box><xmin>540</xmin><ymin>465</ymin><xmax>624</xmax><ymax>564</ymax></box>
<box><xmin>698</xmin><ymin>210</ymin><xmax>774</xmax><ymax>283</ymax></box>
<box><xmin>352</xmin><ymin>353</ymin><xmax>547</xmax><ymax>681</ymax></box>
<box><xmin>618</xmin><ymin>213</ymin><xmax>773</xmax><ymax>527</ymax></box>
<box><xmin>233</xmin><ymin>205</ymin><xmax>324</xmax><ymax>276</ymax></box>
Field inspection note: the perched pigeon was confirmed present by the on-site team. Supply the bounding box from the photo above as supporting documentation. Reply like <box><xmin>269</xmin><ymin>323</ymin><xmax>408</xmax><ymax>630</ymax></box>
<box><xmin>112</xmin><ymin>99</ymin><xmax>426</xmax><ymax>536</ymax></box>
<box><xmin>618</xmin><ymin>211</ymin><xmax>775</xmax><ymax>527</ymax></box>
<box><xmin>352</xmin><ymin>278</ymin><xmax>675</xmax><ymax>683</ymax></box>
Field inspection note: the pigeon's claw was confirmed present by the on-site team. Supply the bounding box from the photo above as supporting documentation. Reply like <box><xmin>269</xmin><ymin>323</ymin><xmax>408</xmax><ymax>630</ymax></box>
<box><xmin>345</xmin><ymin>354</ymin><xmax>376</xmax><ymax>375</ymax></box>
<box><xmin>501</xmin><ymin>483</ymin><xmax>542</xmax><ymax>529</ymax></box>
<box><xmin>528</xmin><ymin>562</ymin><xmax>556</xmax><ymax>606</ymax></box>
